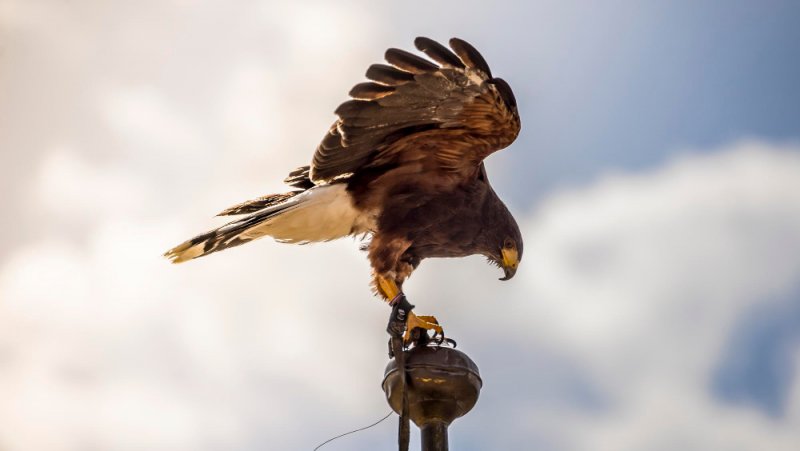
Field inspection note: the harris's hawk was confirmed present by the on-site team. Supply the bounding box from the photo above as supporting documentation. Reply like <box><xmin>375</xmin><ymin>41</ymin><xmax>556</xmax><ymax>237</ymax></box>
<box><xmin>165</xmin><ymin>37</ymin><xmax>522</xmax><ymax>342</ymax></box>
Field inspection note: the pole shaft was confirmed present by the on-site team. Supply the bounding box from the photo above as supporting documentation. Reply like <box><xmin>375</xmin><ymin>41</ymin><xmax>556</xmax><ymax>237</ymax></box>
<box><xmin>392</xmin><ymin>337</ymin><xmax>410</xmax><ymax>451</ymax></box>
<box><xmin>387</xmin><ymin>295</ymin><xmax>413</xmax><ymax>451</ymax></box>
<box><xmin>420</xmin><ymin>422</ymin><xmax>449</xmax><ymax>451</ymax></box>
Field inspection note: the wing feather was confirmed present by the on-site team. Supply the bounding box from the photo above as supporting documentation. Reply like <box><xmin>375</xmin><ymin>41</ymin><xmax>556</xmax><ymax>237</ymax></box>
<box><xmin>348</xmin><ymin>82</ymin><xmax>396</xmax><ymax>100</ymax></box>
<box><xmin>414</xmin><ymin>37</ymin><xmax>465</xmax><ymax>68</ymax></box>
<box><xmin>284</xmin><ymin>165</ymin><xmax>314</xmax><ymax>189</ymax></box>
<box><xmin>448</xmin><ymin>38</ymin><xmax>493</xmax><ymax>77</ymax></box>
<box><xmin>310</xmin><ymin>37</ymin><xmax>520</xmax><ymax>183</ymax></box>
<box><xmin>384</xmin><ymin>48</ymin><xmax>439</xmax><ymax>74</ymax></box>
<box><xmin>365</xmin><ymin>64</ymin><xmax>415</xmax><ymax>85</ymax></box>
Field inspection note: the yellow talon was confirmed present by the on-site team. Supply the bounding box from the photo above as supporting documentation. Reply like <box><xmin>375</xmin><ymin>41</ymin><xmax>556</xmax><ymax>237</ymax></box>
<box><xmin>376</xmin><ymin>275</ymin><xmax>446</xmax><ymax>344</ymax></box>
<box><xmin>403</xmin><ymin>311</ymin><xmax>444</xmax><ymax>343</ymax></box>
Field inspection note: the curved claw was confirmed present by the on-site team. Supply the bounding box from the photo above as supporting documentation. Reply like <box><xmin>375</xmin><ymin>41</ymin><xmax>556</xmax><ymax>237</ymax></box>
<box><xmin>432</xmin><ymin>330</ymin><xmax>446</xmax><ymax>345</ymax></box>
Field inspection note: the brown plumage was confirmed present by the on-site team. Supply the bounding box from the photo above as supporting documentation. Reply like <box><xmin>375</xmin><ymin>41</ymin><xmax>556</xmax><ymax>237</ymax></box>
<box><xmin>165</xmin><ymin>37</ymin><xmax>523</xmax><ymax>331</ymax></box>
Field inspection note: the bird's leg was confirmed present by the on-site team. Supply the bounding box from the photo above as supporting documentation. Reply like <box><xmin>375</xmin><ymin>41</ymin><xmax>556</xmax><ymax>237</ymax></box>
<box><xmin>376</xmin><ymin>273</ymin><xmax>401</xmax><ymax>300</ymax></box>
<box><xmin>375</xmin><ymin>273</ymin><xmax>444</xmax><ymax>345</ymax></box>
<box><xmin>370</xmin><ymin>237</ymin><xmax>445</xmax><ymax>345</ymax></box>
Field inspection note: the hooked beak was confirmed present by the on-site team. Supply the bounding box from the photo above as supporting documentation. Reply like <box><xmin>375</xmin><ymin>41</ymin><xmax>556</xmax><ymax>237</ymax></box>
<box><xmin>499</xmin><ymin>247</ymin><xmax>519</xmax><ymax>281</ymax></box>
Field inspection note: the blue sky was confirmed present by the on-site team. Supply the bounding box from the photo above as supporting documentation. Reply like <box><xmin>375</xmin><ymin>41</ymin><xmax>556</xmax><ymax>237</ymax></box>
<box><xmin>457</xmin><ymin>1</ymin><xmax>800</xmax><ymax>204</ymax></box>
<box><xmin>1</xmin><ymin>1</ymin><xmax>799</xmax><ymax>450</ymax></box>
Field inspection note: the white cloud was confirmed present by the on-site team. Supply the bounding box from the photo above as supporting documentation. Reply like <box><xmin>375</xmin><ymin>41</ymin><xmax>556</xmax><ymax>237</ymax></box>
<box><xmin>424</xmin><ymin>141</ymin><xmax>800</xmax><ymax>450</ymax></box>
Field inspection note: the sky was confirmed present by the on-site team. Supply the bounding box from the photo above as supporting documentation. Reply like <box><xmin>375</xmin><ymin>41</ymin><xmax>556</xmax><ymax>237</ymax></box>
<box><xmin>1</xmin><ymin>1</ymin><xmax>800</xmax><ymax>450</ymax></box>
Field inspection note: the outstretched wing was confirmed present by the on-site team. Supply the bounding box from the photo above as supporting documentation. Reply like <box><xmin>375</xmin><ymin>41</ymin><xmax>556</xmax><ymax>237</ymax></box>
<box><xmin>309</xmin><ymin>37</ymin><xmax>520</xmax><ymax>183</ymax></box>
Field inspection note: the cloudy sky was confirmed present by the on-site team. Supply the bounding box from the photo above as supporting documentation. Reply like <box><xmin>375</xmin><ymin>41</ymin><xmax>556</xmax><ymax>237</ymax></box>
<box><xmin>2</xmin><ymin>1</ymin><xmax>800</xmax><ymax>450</ymax></box>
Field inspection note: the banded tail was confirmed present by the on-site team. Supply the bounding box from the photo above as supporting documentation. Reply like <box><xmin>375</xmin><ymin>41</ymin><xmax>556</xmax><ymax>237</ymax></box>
<box><xmin>164</xmin><ymin>183</ymin><xmax>365</xmax><ymax>263</ymax></box>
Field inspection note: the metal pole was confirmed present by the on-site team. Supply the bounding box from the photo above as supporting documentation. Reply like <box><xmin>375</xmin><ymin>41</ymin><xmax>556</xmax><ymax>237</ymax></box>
<box><xmin>420</xmin><ymin>422</ymin><xmax>449</xmax><ymax>451</ymax></box>
<box><xmin>391</xmin><ymin>335</ymin><xmax>410</xmax><ymax>451</ymax></box>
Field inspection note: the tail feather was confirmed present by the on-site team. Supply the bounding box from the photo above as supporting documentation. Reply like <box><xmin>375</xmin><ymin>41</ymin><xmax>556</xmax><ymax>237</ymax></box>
<box><xmin>216</xmin><ymin>191</ymin><xmax>302</xmax><ymax>216</ymax></box>
<box><xmin>165</xmin><ymin>198</ymin><xmax>302</xmax><ymax>263</ymax></box>
<box><xmin>164</xmin><ymin>184</ymin><xmax>366</xmax><ymax>263</ymax></box>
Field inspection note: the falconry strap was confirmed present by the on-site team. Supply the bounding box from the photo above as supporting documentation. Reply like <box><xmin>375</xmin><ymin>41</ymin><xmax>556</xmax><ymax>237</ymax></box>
<box><xmin>387</xmin><ymin>294</ymin><xmax>414</xmax><ymax>451</ymax></box>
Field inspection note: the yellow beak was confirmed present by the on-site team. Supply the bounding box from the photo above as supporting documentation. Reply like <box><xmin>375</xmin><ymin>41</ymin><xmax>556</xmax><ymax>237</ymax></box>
<box><xmin>500</xmin><ymin>247</ymin><xmax>519</xmax><ymax>280</ymax></box>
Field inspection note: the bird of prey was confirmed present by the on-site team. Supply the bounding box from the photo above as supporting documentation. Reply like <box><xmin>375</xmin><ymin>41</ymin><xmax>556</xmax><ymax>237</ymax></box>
<box><xmin>165</xmin><ymin>37</ymin><xmax>522</xmax><ymax>342</ymax></box>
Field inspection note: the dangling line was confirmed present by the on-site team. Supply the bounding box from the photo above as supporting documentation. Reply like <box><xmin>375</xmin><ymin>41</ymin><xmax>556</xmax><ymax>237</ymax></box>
<box><xmin>313</xmin><ymin>411</ymin><xmax>393</xmax><ymax>450</ymax></box>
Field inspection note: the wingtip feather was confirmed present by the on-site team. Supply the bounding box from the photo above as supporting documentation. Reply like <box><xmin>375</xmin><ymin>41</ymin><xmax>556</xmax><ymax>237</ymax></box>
<box><xmin>414</xmin><ymin>37</ymin><xmax>464</xmax><ymax>68</ymax></box>
<box><xmin>448</xmin><ymin>37</ymin><xmax>492</xmax><ymax>77</ymax></box>
<box><xmin>385</xmin><ymin>48</ymin><xmax>439</xmax><ymax>74</ymax></box>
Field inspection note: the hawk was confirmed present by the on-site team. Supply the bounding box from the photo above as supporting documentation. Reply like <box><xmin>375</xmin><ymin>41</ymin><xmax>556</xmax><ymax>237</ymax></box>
<box><xmin>165</xmin><ymin>37</ymin><xmax>522</xmax><ymax>342</ymax></box>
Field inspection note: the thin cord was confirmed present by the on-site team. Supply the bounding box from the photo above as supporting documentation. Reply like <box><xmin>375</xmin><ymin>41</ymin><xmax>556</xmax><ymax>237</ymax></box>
<box><xmin>313</xmin><ymin>411</ymin><xmax>393</xmax><ymax>451</ymax></box>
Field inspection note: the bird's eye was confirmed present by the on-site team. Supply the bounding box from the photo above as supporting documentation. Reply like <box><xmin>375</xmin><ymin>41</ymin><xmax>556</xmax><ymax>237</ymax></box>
<box><xmin>504</xmin><ymin>238</ymin><xmax>514</xmax><ymax>249</ymax></box>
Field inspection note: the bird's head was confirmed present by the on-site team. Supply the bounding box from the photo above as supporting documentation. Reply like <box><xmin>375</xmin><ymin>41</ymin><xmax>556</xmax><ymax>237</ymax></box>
<box><xmin>485</xmin><ymin>211</ymin><xmax>523</xmax><ymax>281</ymax></box>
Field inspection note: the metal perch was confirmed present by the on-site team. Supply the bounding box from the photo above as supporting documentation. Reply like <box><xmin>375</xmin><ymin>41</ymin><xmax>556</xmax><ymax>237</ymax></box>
<box><xmin>384</xmin><ymin>301</ymin><xmax>482</xmax><ymax>451</ymax></box>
